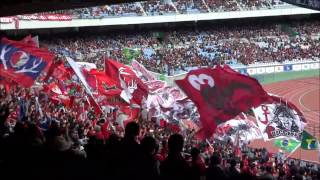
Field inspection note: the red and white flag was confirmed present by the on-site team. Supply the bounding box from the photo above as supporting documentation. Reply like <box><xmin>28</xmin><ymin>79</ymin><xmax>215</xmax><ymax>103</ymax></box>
<box><xmin>105</xmin><ymin>59</ymin><xmax>148</xmax><ymax>105</ymax></box>
<box><xmin>253</xmin><ymin>95</ymin><xmax>306</xmax><ymax>141</ymax></box>
<box><xmin>176</xmin><ymin>65</ymin><xmax>269</xmax><ymax>138</ymax></box>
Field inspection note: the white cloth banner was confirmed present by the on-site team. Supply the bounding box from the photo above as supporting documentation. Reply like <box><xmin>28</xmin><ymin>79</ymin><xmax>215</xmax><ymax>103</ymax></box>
<box><xmin>131</xmin><ymin>60</ymin><xmax>156</xmax><ymax>82</ymax></box>
<box><xmin>76</xmin><ymin>62</ymin><xmax>97</xmax><ymax>71</ymax></box>
<box><xmin>253</xmin><ymin>96</ymin><xmax>306</xmax><ymax>141</ymax></box>
<box><xmin>66</xmin><ymin>57</ymin><xmax>93</xmax><ymax>96</ymax></box>
<box><xmin>214</xmin><ymin>115</ymin><xmax>262</xmax><ymax>144</ymax></box>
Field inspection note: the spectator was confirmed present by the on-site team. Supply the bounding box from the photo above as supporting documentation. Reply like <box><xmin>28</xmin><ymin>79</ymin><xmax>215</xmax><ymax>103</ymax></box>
<box><xmin>190</xmin><ymin>147</ymin><xmax>206</xmax><ymax>180</ymax></box>
<box><xmin>206</xmin><ymin>152</ymin><xmax>228</xmax><ymax>180</ymax></box>
<box><xmin>160</xmin><ymin>133</ymin><xmax>192</xmax><ymax>180</ymax></box>
<box><xmin>228</xmin><ymin>159</ymin><xmax>240</xmax><ymax>180</ymax></box>
<box><xmin>118</xmin><ymin>121</ymin><xmax>142</xmax><ymax>179</ymax></box>
<box><xmin>140</xmin><ymin>136</ymin><xmax>159</xmax><ymax>180</ymax></box>
<box><xmin>259</xmin><ymin>165</ymin><xmax>275</xmax><ymax>180</ymax></box>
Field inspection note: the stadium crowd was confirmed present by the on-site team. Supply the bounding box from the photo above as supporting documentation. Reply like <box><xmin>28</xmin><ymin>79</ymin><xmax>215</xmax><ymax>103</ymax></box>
<box><xmin>0</xmin><ymin>86</ymin><xmax>319</xmax><ymax>180</ymax></box>
<box><xmin>9</xmin><ymin>0</ymin><xmax>288</xmax><ymax>19</ymax></box>
<box><xmin>41</xmin><ymin>20</ymin><xmax>320</xmax><ymax>75</ymax></box>
<box><xmin>69</xmin><ymin>0</ymin><xmax>287</xmax><ymax>17</ymax></box>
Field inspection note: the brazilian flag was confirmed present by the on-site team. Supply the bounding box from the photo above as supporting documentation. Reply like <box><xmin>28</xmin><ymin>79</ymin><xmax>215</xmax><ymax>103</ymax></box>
<box><xmin>301</xmin><ymin>131</ymin><xmax>318</xmax><ymax>150</ymax></box>
<box><xmin>123</xmin><ymin>48</ymin><xmax>140</xmax><ymax>63</ymax></box>
<box><xmin>159</xmin><ymin>74</ymin><xmax>166</xmax><ymax>81</ymax></box>
<box><xmin>274</xmin><ymin>138</ymin><xmax>301</xmax><ymax>153</ymax></box>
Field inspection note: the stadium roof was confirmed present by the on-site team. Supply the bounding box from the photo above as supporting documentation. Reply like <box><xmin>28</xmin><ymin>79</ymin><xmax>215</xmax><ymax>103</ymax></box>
<box><xmin>0</xmin><ymin>0</ymin><xmax>146</xmax><ymax>17</ymax></box>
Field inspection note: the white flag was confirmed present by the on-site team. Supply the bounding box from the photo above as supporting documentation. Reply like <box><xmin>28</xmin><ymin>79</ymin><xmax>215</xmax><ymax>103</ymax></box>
<box><xmin>66</xmin><ymin>57</ymin><xmax>93</xmax><ymax>96</ymax></box>
<box><xmin>253</xmin><ymin>95</ymin><xmax>306</xmax><ymax>141</ymax></box>
<box><xmin>76</xmin><ymin>62</ymin><xmax>97</xmax><ymax>71</ymax></box>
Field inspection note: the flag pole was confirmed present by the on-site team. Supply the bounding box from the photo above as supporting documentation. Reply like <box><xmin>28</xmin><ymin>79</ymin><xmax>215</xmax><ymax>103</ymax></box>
<box><xmin>206</xmin><ymin>139</ymin><xmax>213</xmax><ymax>149</ymax></box>
<box><xmin>65</xmin><ymin>56</ymin><xmax>116</xmax><ymax>133</ymax></box>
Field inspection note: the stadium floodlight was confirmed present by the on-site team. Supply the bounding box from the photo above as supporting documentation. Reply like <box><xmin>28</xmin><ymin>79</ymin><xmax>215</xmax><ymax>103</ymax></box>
<box><xmin>0</xmin><ymin>0</ymin><xmax>147</xmax><ymax>17</ymax></box>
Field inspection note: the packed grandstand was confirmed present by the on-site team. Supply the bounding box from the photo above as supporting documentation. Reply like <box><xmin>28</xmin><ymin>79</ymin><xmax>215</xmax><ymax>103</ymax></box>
<box><xmin>0</xmin><ymin>1</ymin><xmax>319</xmax><ymax>180</ymax></box>
<box><xmin>0</xmin><ymin>0</ymin><xmax>289</xmax><ymax>18</ymax></box>
<box><xmin>39</xmin><ymin>20</ymin><xmax>320</xmax><ymax>75</ymax></box>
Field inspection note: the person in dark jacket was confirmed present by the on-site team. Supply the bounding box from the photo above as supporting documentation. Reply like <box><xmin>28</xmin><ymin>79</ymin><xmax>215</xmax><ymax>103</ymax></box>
<box><xmin>160</xmin><ymin>133</ymin><xmax>192</xmax><ymax>180</ymax></box>
<box><xmin>190</xmin><ymin>147</ymin><xmax>206</xmax><ymax>180</ymax></box>
<box><xmin>140</xmin><ymin>136</ymin><xmax>159</xmax><ymax>180</ymax></box>
<box><xmin>228</xmin><ymin>159</ymin><xmax>240</xmax><ymax>180</ymax></box>
<box><xmin>206</xmin><ymin>152</ymin><xmax>227</xmax><ymax>180</ymax></box>
<box><xmin>118</xmin><ymin>122</ymin><xmax>143</xmax><ymax>179</ymax></box>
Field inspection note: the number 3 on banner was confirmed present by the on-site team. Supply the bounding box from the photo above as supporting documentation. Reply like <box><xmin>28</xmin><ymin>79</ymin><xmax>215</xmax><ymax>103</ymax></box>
<box><xmin>188</xmin><ymin>74</ymin><xmax>214</xmax><ymax>91</ymax></box>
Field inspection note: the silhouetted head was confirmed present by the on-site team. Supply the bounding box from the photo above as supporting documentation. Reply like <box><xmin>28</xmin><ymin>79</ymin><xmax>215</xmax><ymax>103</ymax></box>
<box><xmin>108</xmin><ymin>133</ymin><xmax>120</xmax><ymax>145</ymax></box>
<box><xmin>141</xmin><ymin>136</ymin><xmax>157</xmax><ymax>155</ymax></box>
<box><xmin>210</xmin><ymin>152</ymin><xmax>221</xmax><ymax>166</ymax></box>
<box><xmin>168</xmin><ymin>133</ymin><xmax>184</xmax><ymax>154</ymax></box>
<box><xmin>230</xmin><ymin>159</ymin><xmax>237</xmax><ymax>168</ymax></box>
<box><xmin>27</xmin><ymin>123</ymin><xmax>40</xmax><ymax>138</ymax></box>
<box><xmin>299</xmin><ymin>167</ymin><xmax>305</xmax><ymax>176</ymax></box>
<box><xmin>190</xmin><ymin>147</ymin><xmax>200</xmax><ymax>160</ymax></box>
<box><xmin>124</xmin><ymin>121</ymin><xmax>140</xmax><ymax>138</ymax></box>
<box><xmin>13</xmin><ymin>121</ymin><xmax>25</xmax><ymax>135</ymax></box>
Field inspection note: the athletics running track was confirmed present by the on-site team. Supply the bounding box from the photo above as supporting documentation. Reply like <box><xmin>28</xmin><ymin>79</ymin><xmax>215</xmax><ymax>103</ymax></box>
<box><xmin>249</xmin><ymin>77</ymin><xmax>320</xmax><ymax>163</ymax></box>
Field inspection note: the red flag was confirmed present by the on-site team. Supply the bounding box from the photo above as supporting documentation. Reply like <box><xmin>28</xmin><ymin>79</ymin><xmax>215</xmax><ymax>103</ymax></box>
<box><xmin>43</xmin><ymin>60</ymin><xmax>67</xmax><ymax>82</ymax></box>
<box><xmin>176</xmin><ymin>65</ymin><xmax>269</xmax><ymax>138</ymax></box>
<box><xmin>20</xmin><ymin>35</ymin><xmax>38</xmax><ymax>48</ymax></box>
<box><xmin>0</xmin><ymin>75</ymin><xmax>14</xmax><ymax>92</ymax></box>
<box><xmin>0</xmin><ymin>37</ymin><xmax>53</xmax><ymax>87</ymax></box>
<box><xmin>42</xmin><ymin>81</ymin><xmax>74</xmax><ymax>107</ymax></box>
<box><xmin>89</xmin><ymin>69</ymin><xmax>121</xmax><ymax>96</ymax></box>
<box><xmin>104</xmin><ymin>59</ymin><xmax>148</xmax><ymax>105</ymax></box>
<box><xmin>116</xmin><ymin>105</ymin><xmax>140</xmax><ymax>128</ymax></box>
<box><xmin>82</xmin><ymin>68</ymin><xmax>97</xmax><ymax>92</ymax></box>
<box><xmin>120</xmin><ymin>105</ymin><xmax>140</xmax><ymax>122</ymax></box>
<box><xmin>87</xmin><ymin>95</ymin><xmax>103</xmax><ymax>115</ymax></box>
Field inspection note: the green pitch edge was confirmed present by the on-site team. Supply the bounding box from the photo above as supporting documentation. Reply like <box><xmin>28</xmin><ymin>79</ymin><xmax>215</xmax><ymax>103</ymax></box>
<box><xmin>252</xmin><ymin>69</ymin><xmax>320</xmax><ymax>84</ymax></box>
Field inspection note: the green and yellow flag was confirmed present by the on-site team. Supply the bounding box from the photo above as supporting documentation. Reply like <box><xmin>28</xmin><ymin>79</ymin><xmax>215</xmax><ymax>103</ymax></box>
<box><xmin>274</xmin><ymin>138</ymin><xmax>300</xmax><ymax>153</ymax></box>
<box><xmin>123</xmin><ymin>48</ymin><xmax>140</xmax><ymax>63</ymax></box>
<box><xmin>159</xmin><ymin>74</ymin><xmax>166</xmax><ymax>81</ymax></box>
<box><xmin>301</xmin><ymin>131</ymin><xmax>318</xmax><ymax>150</ymax></box>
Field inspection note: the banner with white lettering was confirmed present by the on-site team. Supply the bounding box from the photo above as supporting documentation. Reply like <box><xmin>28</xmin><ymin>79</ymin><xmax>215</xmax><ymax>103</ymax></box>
<box><xmin>253</xmin><ymin>95</ymin><xmax>306</xmax><ymax>141</ymax></box>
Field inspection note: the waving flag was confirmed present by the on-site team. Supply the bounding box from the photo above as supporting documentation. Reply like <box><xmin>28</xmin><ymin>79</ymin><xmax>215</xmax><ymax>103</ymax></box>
<box><xmin>123</xmin><ymin>48</ymin><xmax>140</xmax><ymax>63</ymax></box>
<box><xmin>214</xmin><ymin>114</ymin><xmax>262</xmax><ymax>144</ymax></box>
<box><xmin>301</xmin><ymin>131</ymin><xmax>318</xmax><ymax>150</ymax></box>
<box><xmin>176</xmin><ymin>65</ymin><xmax>269</xmax><ymax>138</ymax></box>
<box><xmin>66</xmin><ymin>57</ymin><xmax>93</xmax><ymax>96</ymax></box>
<box><xmin>105</xmin><ymin>59</ymin><xmax>148</xmax><ymax>105</ymax></box>
<box><xmin>76</xmin><ymin>62</ymin><xmax>97</xmax><ymax>71</ymax></box>
<box><xmin>274</xmin><ymin>138</ymin><xmax>300</xmax><ymax>153</ymax></box>
<box><xmin>43</xmin><ymin>81</ymin><xmax>72</xmax><ymax>107</ymax></box>
<box><xmin>20</xmin><ymin>35</ymin><xmax>39</xmax><ymax>48</ymax></box>
<box><xmin>89</xmin><ymin>69</ymin><xmax>121</xmax><ymax>96</ymax></box>
<box><xmin>66</xmin><ymin>57</ymin><xmax>102</xmax><ymax>114</ymax></box>
<box><xmin>51</xmin><ymin>63</ymin><xmax>69</xmax><ymax>81</ymax></box>
<box><xmin>253</xmin><ymin>95</ymin><xmax>306</xmax><ymax>141</ymax></box>
<box><xmin>82</xmin><ymin>68</ymin><xmax>98</xmax><ymax>93</ymax></box>
<box><xmin>0</xmin><ymin>37</ymin><xmax>53</xmax><ymax>87</ymax></box>
<box><xmin>131</xmin><ymin>60</ymin><xmax>155</xmax><ymax>82</ymax></box>
<box><xmin>145</xmin><ymin>80</ymin><xmax>166</xmax><ymax>93</ymax></box>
